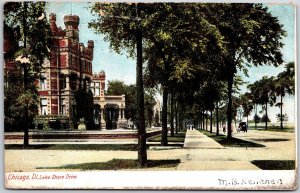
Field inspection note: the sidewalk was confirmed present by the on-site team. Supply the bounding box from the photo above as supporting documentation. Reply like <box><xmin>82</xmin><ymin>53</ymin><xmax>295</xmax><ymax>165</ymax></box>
<box><xmin>183</xmin><ymin>130</ymin><xmax>224</xmax><ymax>149</ymax></box>
<box><xmin>177</xmin><ymin>130</ymin><xmax>260</xmax><ymax>170</ymax></box>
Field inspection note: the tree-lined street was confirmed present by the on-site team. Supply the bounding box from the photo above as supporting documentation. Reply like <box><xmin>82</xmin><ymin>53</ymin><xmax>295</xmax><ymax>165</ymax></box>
<box><xmin>87</xmin><ymin>3</ymin><xmax>293</xmax><ymax>166</ymax></box>
<box><xmin>4</xmin><ymin>2</ymin><xmax>295</xmax><ymax>172</ymax></box>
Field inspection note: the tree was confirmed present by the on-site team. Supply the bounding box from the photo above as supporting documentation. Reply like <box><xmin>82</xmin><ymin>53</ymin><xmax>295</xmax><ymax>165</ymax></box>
<box><xmin>123</xmin><ymin>84</ymin><xmax>137</xmax><ymax>122</ymax></box>
<box><xmin>248</xmin><ymin>76</ymin><xmax>275</xmax><ymax>130</ymax></box>
<box><xmin>272</xmin><ymin>62</ymin><xmax>295</xmax><ymax>130</ymax></box>
<box><xmin>154</xmin><ymin>110</ymin><xmax>160</xmax><ymax>127</ymax></box>
<box><xmin>144</xmin><ymin>89</ymin><xmax>156</xmax><ymax>128</ymax></box>
<box><xmin>248</xmin><ymin>82</ymin><xmax>263</xmax><ymax>130</ymax></box>
<box><xmin>276</xmin><ymin>113</ymin><xmax>288</xmax><ymax>124</ymax></box>
<box><xmin>143</xmin><ymin>3</ymin><xmax>223</xmax><ymax>145</ymax></box>
<box><xmin>89</xmin><ymin>3</ymin><xmax>148</xmax><ymax>166</ymax></box>
<box><xmin>261</xmin><ymin>114</ymin><xmax>271</xmax><ymax>123</ymax></box>
<box><xmin>253</xmin><ymin>114</ymin><xmax>261</xmax><ymax>124</ymax></box>
<box><xmin>106</xmin><ymin>81</ymin><xmax>156</xmax><ymax>128</ymax></box>
<box><xmin>4</xmin><ymin>2</ymin><xmax>52</xmax><ymax>146</ymax></box>
<box><xmin>239</xmin><ymin>92</ymin><xmax>254</xmax><ymax>124</ymax></box>
<box><xmin>204</xmin><ymin>4</ymin><xmax>286</xmax><ymax>138</ymax></box>
<box><xmin>107</xmin><ymin>80</ymin><xmax>127</xmax><ymax>96</ymax></box>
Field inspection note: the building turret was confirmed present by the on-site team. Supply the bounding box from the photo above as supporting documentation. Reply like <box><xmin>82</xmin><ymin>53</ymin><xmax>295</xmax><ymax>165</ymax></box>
<box><xmin>88</xmin><ymin>40</ymin><xmax>94</xmax><ymax>59</ymax></box>
<box><xmin>88</xmin><ymin>40</ymin><xmax>94</xmax><ymax>49</ymax></box>
<box><xmin>64</xmin><ymin>14</ymin><xmax>79</xmax><ymax>40</ymax></box>
<box><xmin>49</xmin><ymin>13</ymin><xmax>58</xmax><ymax>32</ymax></box>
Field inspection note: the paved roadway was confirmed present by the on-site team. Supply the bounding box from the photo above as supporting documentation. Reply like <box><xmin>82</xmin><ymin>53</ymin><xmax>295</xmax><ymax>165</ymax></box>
<box><xmin>4</xmin><ymin>129</ymin><xmax>295</xmax><ymax>172</ymax></box>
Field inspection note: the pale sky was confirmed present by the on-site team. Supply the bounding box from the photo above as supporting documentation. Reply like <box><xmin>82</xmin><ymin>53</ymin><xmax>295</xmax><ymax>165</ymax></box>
<box><xmin>45</xmin><ymin>3</ymin><xmax>296</xmax><ymax>123</ymax></box>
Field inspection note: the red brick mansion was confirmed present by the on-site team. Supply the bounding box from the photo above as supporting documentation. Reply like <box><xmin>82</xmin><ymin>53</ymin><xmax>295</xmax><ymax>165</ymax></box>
<box><xmin>4</xmin><ymin>13</ymin><xmax>126</xmax><ymax>130</ymax></box>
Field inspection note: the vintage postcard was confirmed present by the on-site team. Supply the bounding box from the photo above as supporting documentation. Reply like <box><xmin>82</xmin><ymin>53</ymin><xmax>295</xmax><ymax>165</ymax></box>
<box><xmin>3</xmin><ymin>1</ymin><xmax>297</xmax><ymax>190</ymax></box>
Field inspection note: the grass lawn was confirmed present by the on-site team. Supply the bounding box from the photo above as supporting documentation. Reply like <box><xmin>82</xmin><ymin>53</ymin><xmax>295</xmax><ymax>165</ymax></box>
<box><xmin>251</xmin><ymin>160</ymin><xmax>295</xmax><ymax>170</ymax></box>
<box><xmin>148</xmin><ymin>132</ymin><xmax>186</xmax><ymax>143</ymax></box>
<box><xmin>248</xmin><ymin>125</ymin><xmax>294</xmax><ymax>133</ymax></box>
<box><xmin>198</xmin><ymin>130</ymin><xmax>265</xmax><ymax>148</ymax></box>
<box><xmin>36</xmin><ymin>159</ymin><xmax>181</xmax><ymax>170</ymax></box>
<box><xmin>4</xmin><ymin>144</ymin><xmax>147</xmax><ymax>151</ymax></box>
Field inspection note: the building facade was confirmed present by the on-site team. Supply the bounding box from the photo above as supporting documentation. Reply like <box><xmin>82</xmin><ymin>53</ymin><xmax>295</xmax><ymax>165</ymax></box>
<box><xmin>34</xmin><ymin>13</ymin><xmax>95</xmax><ymax>129</ymax></box>
<box><xmin>4</xmin><ymin>13</ymin><xmax>126</xmax><ymax>130</ymax></box>
<box><xmin>91</xmin><ymin>72</ymin><xmax>126</xmax><ymax>129</ymax></box>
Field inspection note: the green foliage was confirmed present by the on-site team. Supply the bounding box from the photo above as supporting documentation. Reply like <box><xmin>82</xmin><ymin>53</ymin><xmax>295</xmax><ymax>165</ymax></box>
<box><xmin>4</xmin><ymin>2</ymin><xmax>52</xmax><ymax>132</ymax></box>
<box><xmin>89</xmin><ymin>4</ymin><xmax>225</xmax><ymax>142</ymax></box>
<box><xmin>276</xmin><ymin>113</ymin><xmax>288</xmax><ymax>123</ymax></box>
<box><xmin>106</xmin><ymin>80</ymin><xmax>135</xmax><ymax>121</ymax></box>
<box><xmin>253</xmin><ymin>114</ymin><xmax>261</xmax><ymax>123</ymax></box>
<box><xmin>4</xmin><ymin>2</ymin><xmax>52</xmax><ymax>73</ymax></box>
<box><xmin>42</xmin><ymin>119</ymin><xmax>50</xmax><ymax>131</ymax></box>
<box><xmin>261</xmin><ymin>114</ymin><xmax>271</xmax><ymax>123</ymax></box>
<box><xmin>239</xmin><ymin>92</ymin><xmax>254</xmax><ymax>118</ymax></box>
<box><xmin>89</xmin><ymin>3</ymin><xmax>286</xmax><ymax>139</ymax></box>
<box><xmin>270</xmin><ymin>62</ymin><xmax>294</xmax><ymax>129</ymax></box>
<box><xmin>247</xmin><ymin>76</ymin><xmax>275</xmax><ymax>109</ymax></box>
<box><xmin>144</xmin><ymin>90</ymin><xmax>156</xmax><ymax>127</ymax></box>
<box><xmin>107</xmin><ymin>80</ymin><xmax>127</xmax><ymax>96</ymax></box>
<box><xmin>37</xmin><ymin>159</ymin><xmax>180</xmax><ymax>170</ymax></box>
<box><xmin>4</xmin><ymin>71</ymin><xmax>24</xmax><ymax>131</ymax></box>
<box><xmin>205</xmin><ymin>3</ymin><xmax>285</xmax><ymax>138</ymax></box>
<box><xmin>274</xmin><ymin>62</ymin><xmax>295</xmax><ymax>98</ymax></box>
<box><xmin>124</xmin><ymin>84</ymin><xmax>137</xmax><ymax>122</ymax></box>
<box><xmin>106</xmin><ymin>80</ymin><xmax>157</xmax><ymax>127</ymax></box>
<box><xmin>205</xmin><ymin>4</ymin><xmax>286</xmax><ymax>71</ymax></box>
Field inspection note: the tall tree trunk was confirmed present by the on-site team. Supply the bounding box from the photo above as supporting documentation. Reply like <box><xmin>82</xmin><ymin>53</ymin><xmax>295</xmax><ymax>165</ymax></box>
<box><xmin>227</xmin><ymin>75</ymin><xmax>234</xmax><ymax>139</ymax></box>
<box><xmin>170</xmin><ymin>91</ymin><xmax>175</xmax><ymax>137</ymax></box>
<box><xmin>175</xmin><ymin>98</ymin><xmax>179</xmax><ymax>134</ymax></box>
<box><xmin>23</xmin><ymin>2</ymin><xmax>29</xmax><ymax>147</ymax></box>
<box><xmin>202</xmin><ymin>111</ymin><xmax>205</xmax><ymax>130</ymax></box>
<box><xmin>161</xmin><ymin>87</ymin><xmax>168</xmax><ymax>146</ymax></box>
<box><xmin>199</xmin><ymin>112</ymin><xmax>202</xmax><ymax>129</ymax></box>
<box><xmin>206</xmin><ymin>113</ymin><xmax>208</xmax><ymax>131</ymax></box>
<box><xmin>136</xmin><ymin>23</ymin><xmax>147</xmax><ymax>166</ymax></box>
<box><xmin>255</xmin><ymin>104</ymin><xmax>257</xmax><ymax>130</ymax></box>
<box><xmin>178</xmin><ymin>94</ymin><xmax>184</xmax><ymax>132</ymax></box>
<box><xmin>210</xmin><ymin>109</ymin><xmax>213</xmax><ymax>133</ymax></box>
<box><xmin>216</xmin><ymin>102</ymin><xmax>219</xmax><ymax>136</ymax></box>
<box><xmin>234</xmin><ymin>118</ymin><xmax>236</xmax><ymax>130</ymax></box>
<box><xmin>265</xmin><ymin>101</ymin><xmax>268</xmax><ymax>130</ymax></box>
<box><xmin>178</xmin><ymin>107</ymin><xmax>183</xmax><ymax>132</ymax></box>
<box><xmin>280</xmin><ymin>92</ymin><xmax>283</xmax><ymax>130</ymax></box>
